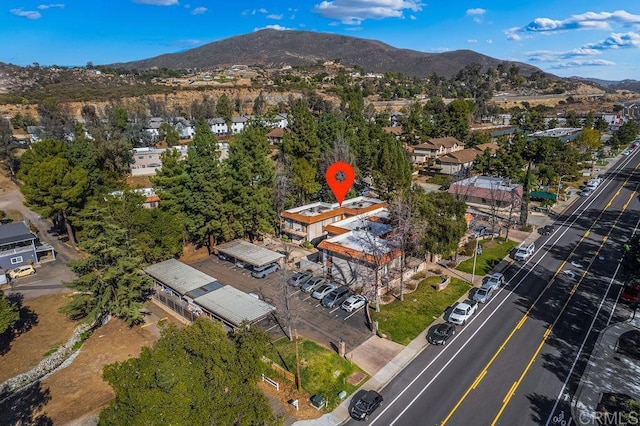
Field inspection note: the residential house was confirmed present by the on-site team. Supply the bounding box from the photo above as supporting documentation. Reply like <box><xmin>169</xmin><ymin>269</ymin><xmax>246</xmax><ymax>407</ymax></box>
<box><xmin>280</xmin><ymin>197</ymin><xmax>387</xmax><ymax>244</ymax></box>
<box><xmin>474</xmin><ymin>142</ymin><xmax>500</xmax><ymax>156</ymax></box>
<box><xmin>230</xmin><ymin>116</ymin><xmax>249</xmax><ymax>134</ymax></box>
<box><xmin>382</xmin><ymin>126</ymin><xmax>403</xmax><ymax>140</ymax></box>
<box><xmin>130</xmin><ymin>146</ymin><xmax>188</xmax><ymax>177</ymax></box>
<box><xmin>317</xmin><ymin>208</ymin><xmax>401</xmax><ymax>291</ymax></box>
<box><xmin>411</xmin><ymin>137</ymin><xmax>464</xmax><ymax>165</ymax></box>
<box><xmin>266</xmin><ymin>127</ymin><xmax>286</xmax><ymax>145</ymax></box>
<box><xmin>173</xmin><ymin>117</ymin><xmax>195</xmax><ymax>139</ymax></box>
<box><xmin>145</xmin><ymin>117</ymin><xmax>164</xmax><ymax>141</ymax></box>
<box><xmin>448</xmin><ymin>176</ymin><xmax>523</xmax><ymax>211</ymax></box>
<box><xmin>435</xmin><ymin>148</ymin><xmax>480</xmax><ymax>175</ymax></box>
<box><xmin>0</xmin><ymin>222</ymin><xmax>55</xmax><ymax>269</ymax></box>
<box><xmin>208</xmin><ymin>118</ymin><xmax>228</xmax><ymax>135</ymax></box>
<box><xmin>26</xmin><ymin>126</ymin><xmax>45</xmax><ymax>143</ymax></box>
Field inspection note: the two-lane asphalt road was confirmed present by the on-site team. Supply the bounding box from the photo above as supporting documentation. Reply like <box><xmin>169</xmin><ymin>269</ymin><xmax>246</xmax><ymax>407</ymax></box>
<box><xmin>349</xmin><ymin>148</ymin><xmax>640</xmax><ymax>426</ymax></box>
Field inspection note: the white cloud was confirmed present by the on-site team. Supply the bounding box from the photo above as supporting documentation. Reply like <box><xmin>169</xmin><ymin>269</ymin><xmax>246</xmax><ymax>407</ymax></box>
<box><xmin>409</xmin><ymin>14</ymin><xmax>416</xmax><ymax>20</ymax></box>
<box><xmin>585</xmin><ymin>31</ymin><xmax>640</xmax><ymax>50</ymax></box>
<box><xmin>486</xmin><ymin>39</ymin><xmax>493</xmax><ymax>44</ymax></box>
<box><xmin>506</xmin><ymin>9</ymin><xmax>640</xmax><ymax>40</ymax></box>
<box><xmin>191</xmin><ymin>7</ymin><xmax>206</xmax><ymax>15</ymax></box>
<box><xmin>10</xmin><ymin>9</ymin><xmax>41</xmax><ymax>19</ymax></box>
<box><xmin>466</xmin><ymin>8</ymin><xmax>485</xmax><ymax>23</ymax></box>
<box><xmin>467</xmin><ymin>39</ymin><xmax>478</xmax><ymax>43</ymax></box>
<box><xmin>549</xmin><ymin>59</ymin><xmax>616</xmax><ymax>69</ymax></box>
<box><xmin>37</xmin><ymin>4</ymin><xmax>64</xmax><ymax>9</ymax></box>
<box><xmin>267</xmin><ymin>14</ymin><xmax>283</xmax><ymax>20</ymax></box>
<box><xmin>429</xmin><ymin>47</ymin><xmax>450</xmax><ymax>53</ymax></box>
<box><xmin>254</xmin><ymin>24</ymin><xmax>293</xmax><ymax>31</ymax></box>
<box><xmin>134</xmin><ymin>0</ymin><xmax>179</xmax><ymax>5</ymax></box>
<box><xmin>253</xmin><ymin>8</ymin><xmax>268</xmax><ymax>14</ymax></box>
<box><xmin>313</xmin><ymin>0</ymin><xmax>423</xmax><ymax>25</ymax></box>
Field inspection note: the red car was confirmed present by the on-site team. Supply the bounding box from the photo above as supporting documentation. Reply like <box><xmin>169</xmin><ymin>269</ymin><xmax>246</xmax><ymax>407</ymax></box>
<box><xmin>620</xmin><ymin>285</ymin><xmax>640</xmax><ymax>304</ymax></box>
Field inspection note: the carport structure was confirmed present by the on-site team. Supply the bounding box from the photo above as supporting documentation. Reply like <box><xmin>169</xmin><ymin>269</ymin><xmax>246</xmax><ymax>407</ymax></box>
<box><xmin>145</xmin><ymin>258</ymin><xmax>276</xmax><ymax>329</ymax></box>
<box><xmin>216</xmin><ymin>239</ymin><xmax>285</xmax><ymax>268</ymax></box>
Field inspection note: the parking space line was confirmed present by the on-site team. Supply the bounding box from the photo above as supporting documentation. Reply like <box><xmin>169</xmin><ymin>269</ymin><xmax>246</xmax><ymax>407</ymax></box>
<box><xmin>330</xmin><ymin>307</ymin><xmax>341</xmax><ymax>314</ymax></box>
<box><xmin>291</xmin><ymin>290</ymin><xmax>301</xmax><ymax>296</ymax></box>
<box><xmin>344</xmin><ymin>308</ymin><xmax>361</xmax><ymax>320</ymax></box>
<box><xmin>302</xmin><ymin>295</ymin><xmax>312</xmax><ymax>301</ymax></box>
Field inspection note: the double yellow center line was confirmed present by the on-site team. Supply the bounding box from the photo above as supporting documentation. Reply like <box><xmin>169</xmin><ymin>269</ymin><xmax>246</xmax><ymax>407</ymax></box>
<box><xmin>442</xmin><ymin>162</ymin><xmax>639</xmax><ymax>425</ymax></box>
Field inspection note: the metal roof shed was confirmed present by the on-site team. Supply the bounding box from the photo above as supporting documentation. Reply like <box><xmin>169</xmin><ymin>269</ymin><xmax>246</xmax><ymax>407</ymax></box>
<box><xmin>216</xmin><ymin>239</ymin><xmax>284</xmax><ymax>267</ymax></box>
<box><xmin>144</xmin><ymin>258</ymin><xmax>218</xmax><ymax>296</ymax></box>
<box><xmin>194</xmin><ymin>286</ymin><xmax>276</xmax><ymax>327</ymax></box>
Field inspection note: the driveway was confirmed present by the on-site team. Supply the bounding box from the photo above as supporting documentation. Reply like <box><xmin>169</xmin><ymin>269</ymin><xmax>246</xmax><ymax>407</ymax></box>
<box><xmin>5</xmin><ymin>261</ymin><xmax>75</xmax><ymax>301</ymax></box>
<box><xmin>190</xmin><ymin>256</ymin><xmax>373</xmax><ymax>353</ymax></box>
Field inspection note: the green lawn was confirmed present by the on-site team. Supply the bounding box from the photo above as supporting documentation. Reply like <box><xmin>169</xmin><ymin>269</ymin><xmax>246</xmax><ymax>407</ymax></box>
<box><xmin>456</xmin><ymin>238</ymin><xmax>518</xmax><ymax>275</ymax></box>
<box><xmin>268</xmin><ymin>338</ymin><xmax>367</xmax><ymax>409</ymax></box>
<box><xmin>370</xmin><ymin>276</ymin><xmax>472</xmax><ymax>345</ymax></box>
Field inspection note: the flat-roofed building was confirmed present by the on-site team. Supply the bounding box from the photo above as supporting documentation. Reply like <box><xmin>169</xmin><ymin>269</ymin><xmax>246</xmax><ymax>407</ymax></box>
<box><xmin>280</xmin><ymin>196</ymin><xmax>387</xmax><ymax>244</ymax></box>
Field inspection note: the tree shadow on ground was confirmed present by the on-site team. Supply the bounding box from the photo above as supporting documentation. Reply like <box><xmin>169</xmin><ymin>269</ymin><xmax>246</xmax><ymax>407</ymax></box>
<box><xmin>0</xmin><ymin>293</ymin><xmax>38</xmax><ymax>355</ymax></box>
<box><xmin>0</xmin><ymin>381</ymin><xmax>53</xmax><ymax>425</ymax></box>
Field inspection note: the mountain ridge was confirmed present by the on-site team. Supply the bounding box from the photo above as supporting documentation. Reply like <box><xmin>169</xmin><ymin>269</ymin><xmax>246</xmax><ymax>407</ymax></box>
<box><xmin>106</xmin><ymin>29</ymin><xmax>547</xmax><ymax>79</ymax></box>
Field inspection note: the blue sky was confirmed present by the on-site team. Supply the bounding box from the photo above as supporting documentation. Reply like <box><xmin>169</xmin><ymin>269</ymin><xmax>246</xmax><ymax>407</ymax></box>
<box><xmin>2</xmin><ymin>1</ymin><xmax>640</xmax><ymax>81</ymax></box>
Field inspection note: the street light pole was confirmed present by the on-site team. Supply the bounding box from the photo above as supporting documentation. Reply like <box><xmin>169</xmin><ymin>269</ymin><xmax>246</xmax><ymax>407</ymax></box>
<box><xmin>471</xmin><ymin>237</ymin><xmax>479</xmax><ymax>286</ymax></box>
<box><xmin>556</xmin><ymin>175</ymin><xmax>571</xmax><ymax>207</ymax></box>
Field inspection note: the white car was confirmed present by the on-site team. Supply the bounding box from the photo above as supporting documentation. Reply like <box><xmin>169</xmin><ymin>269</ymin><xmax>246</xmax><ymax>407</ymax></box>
<box><xmin>341</xmin><ymin>295</ymin><xmax>367</xmax><ymax>312</ymax></box>
<box><xmin>448</xmin><ymin>300</ymin><xmax>478</xmax><ymax>326</ymax></box>
<box><xmin>312</xmin><ymin>283</ymin><xmax>337</xmax><ymax>300</ymax></box>
<box><xmin>482</xmin><ymin>273</ymin><xmax>505</xmax><ymax>290</ymax></box>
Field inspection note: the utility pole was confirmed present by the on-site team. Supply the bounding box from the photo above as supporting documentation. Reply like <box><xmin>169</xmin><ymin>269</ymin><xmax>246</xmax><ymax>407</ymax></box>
<box><xmin>294</xmin><ymin>329</ymin><xmax>302</xmax><ymax>390</ymax></box>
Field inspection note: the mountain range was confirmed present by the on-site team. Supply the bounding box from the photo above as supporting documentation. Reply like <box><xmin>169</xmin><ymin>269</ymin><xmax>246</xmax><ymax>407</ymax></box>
<box><xmin>108</xmin><ymin>29</ymin><xmax>545</xmax><ymax>79</ymax></box>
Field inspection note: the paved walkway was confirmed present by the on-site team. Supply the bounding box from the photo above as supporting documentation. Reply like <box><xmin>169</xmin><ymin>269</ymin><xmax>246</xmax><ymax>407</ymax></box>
<box><xmin>572</xmin><ymin>316</ymin><xmax>640</xmax><ymax>425</ymax></box>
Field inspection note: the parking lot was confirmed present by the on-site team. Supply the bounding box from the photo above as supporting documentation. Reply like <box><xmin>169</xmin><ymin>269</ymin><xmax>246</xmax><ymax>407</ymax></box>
<box><xmin>189</xmin><ymin>256</ymin><xmax>373</xmax><ymax>353</ymax></box>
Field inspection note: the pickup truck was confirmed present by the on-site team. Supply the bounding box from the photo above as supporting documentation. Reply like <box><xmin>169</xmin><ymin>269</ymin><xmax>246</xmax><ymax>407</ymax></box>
<box><xmin>514</xmin><ymin>242</ymin><xmax>535</xmax><ymax>261</ymax></box>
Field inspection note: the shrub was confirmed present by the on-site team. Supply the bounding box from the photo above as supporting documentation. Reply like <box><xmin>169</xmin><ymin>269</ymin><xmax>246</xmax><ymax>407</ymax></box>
<box><xmin>301</xmin><ymin>241</ymin><xmax>313</xmax><ymax>249</ymax></box>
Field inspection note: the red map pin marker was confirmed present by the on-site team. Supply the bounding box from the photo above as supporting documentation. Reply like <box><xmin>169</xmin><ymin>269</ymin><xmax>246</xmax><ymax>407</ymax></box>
<box><xmin>325</xmin><ymin>161</ymin><xmax>355</xmax><ymax>207</ymax></box>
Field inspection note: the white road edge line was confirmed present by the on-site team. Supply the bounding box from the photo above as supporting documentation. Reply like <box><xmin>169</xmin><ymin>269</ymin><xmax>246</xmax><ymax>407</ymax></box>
<box><xmin>369</xmin><ymin>152</ymin><xmax>637</xmax><ymax>425</ymax></box>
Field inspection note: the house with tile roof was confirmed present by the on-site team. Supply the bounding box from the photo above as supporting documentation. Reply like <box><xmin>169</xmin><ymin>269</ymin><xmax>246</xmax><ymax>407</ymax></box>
<box><xmin>436</xmin><ymin>148</ymin><xmax>481</xmax><ymax>175</ymax></box>
<box><xmin>411</xmin><ymin>136</ymin><xmax>464</xmax><ymax>165</ymax></box>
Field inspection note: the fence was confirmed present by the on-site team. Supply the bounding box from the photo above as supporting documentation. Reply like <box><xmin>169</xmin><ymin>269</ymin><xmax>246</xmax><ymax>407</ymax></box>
<box><xmin>261</xmin><ymin>374</ymin><xmax>279</xmax><ymax>391</ymax></box>
<box><xmin>262</xmin><ymin>356</ymin><xmax>296</xmax><ymax>383</ymax></box>
<box><xmin>155</xmin><ymin>292</ymin><xmax>199</xmax><ymax>323</ymax></box>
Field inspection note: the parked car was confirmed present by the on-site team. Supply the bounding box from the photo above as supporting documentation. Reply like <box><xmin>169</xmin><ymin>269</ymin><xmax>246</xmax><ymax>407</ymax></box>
<box><xmin>578</xmin><ymin>188</ymin><xmax>594</xmax><ymax>197</ymax></box>
<box><xmin>427</xmin><ymin>323</ymin><xmax>456</xmax><ymax>345</ymax></box>
<box><xmin>251</xmin><ymin>263</ymin><xmax>280</xmax><ymax>279</ymax></box>
<box><xmin>448</xmin><ymin>300</ymin><xmax>478</xmax><ymax>325</ymax></box>
<box><xmin>514</xmin><ymin>242</ymin><xmax>535</xmax><ymax>261</ymax></box>
<box><xmin>312</xmin><ymin>283</ymin><xmax>337</xmax><ymax>300</ymax></box>
<box><xmin>482</xmin><ymin>273</ymin><xmax>505</xmax><ymax>290</ymax></box>
<box><xmin>538</xmin><ymin>225</ymin><xmax>554</xmax><ymax>236</ymax></box>
<box><xmin>473</xmin><ymin>285</ymin><xmax>495</xmax><ymax>304</ymax></box>
<box><xmin>322</xmin><ymin>286</ymin><xmax>351</xmax><ymax>308</ymax></box>
<box><xmin>301</xmin><ymin>276</ymin><xmax>326</xmax><ymax>294</ymax></box>
<box><xmin>350</xmin><ymin>390</ymin><xmax>383</xmax><ymax>421</ymax></box>
<box><xmin>622</xmin><ymin>150</ymin><xmax>631</xmax><ymax>156</ymax></box>
<box><xmin>620</xmin><ymin>285</ymin><xmax>640</xmax><ymax>304</ymax></box>
<box><xmin>341</xmin><ymin>295</ymin><xmax>367</xmax><ymax>312</ymax></box>
<box><xmin>9</xmin><ymin>265</ymin><xmax>35</xmax><ymax>279</ymax></box>
<box><xmin>288</xmin><ymin>271</ymin><xmax>313</xmax><ymax>287</ymax></box>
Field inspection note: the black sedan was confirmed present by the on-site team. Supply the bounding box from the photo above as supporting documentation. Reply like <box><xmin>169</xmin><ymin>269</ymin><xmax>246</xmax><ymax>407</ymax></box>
<box><xmin>427</xmin><ymin>323</ymin><xmax>456</xmax><ymax>345</ymax></box>
<box><xmin>538</xmin><ymin>224</ymin><xmax>554</xmax><ymax>236</ymax></box>
<box><xmin>350</xmin><ymin>390</ymin><xmax>383</xmax><ymax>421</ymax></box>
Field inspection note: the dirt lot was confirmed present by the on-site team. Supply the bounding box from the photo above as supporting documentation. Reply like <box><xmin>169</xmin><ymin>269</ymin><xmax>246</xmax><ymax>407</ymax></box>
<box><xmin>36</xmin><ymin>316</ymin><xmax>160</xmax><ymax>424</ymax></box>
<box><xmin>0</xmin><ymin>293</ymin><xmax>76</xmax><ymax>383</ymax></box>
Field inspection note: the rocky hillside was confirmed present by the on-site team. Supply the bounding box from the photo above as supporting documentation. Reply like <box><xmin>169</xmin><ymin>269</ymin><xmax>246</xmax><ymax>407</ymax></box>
<box><xmin>107</xmin><ymin>29</ymin><xmax>546</xmax><ymax>79</ymax></box>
